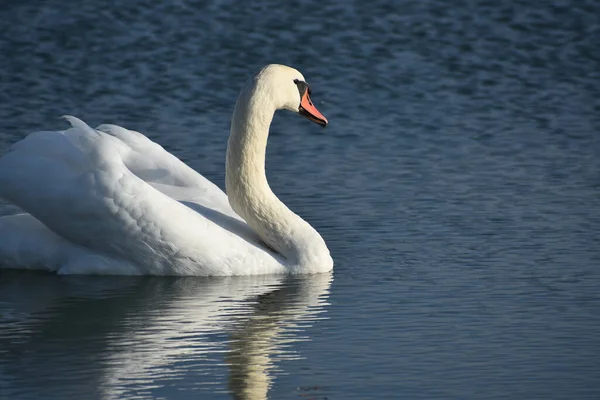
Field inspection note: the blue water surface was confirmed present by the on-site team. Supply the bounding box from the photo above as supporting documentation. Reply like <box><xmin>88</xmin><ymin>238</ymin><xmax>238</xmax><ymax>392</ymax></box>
<box><xmin>1</xmin><ymin>0</ymin><xmax>599</xmax><ymax>399</ymax></box>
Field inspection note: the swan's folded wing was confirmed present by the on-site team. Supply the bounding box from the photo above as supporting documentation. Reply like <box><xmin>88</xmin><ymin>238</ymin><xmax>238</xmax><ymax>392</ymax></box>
<box><xmin>0</xmin><ymin>213</ymin><xmax>141</xmax><ymax>274</ymax></box>
<box><xmin>96</xmin><ymin>125</ymin><xmax>224</xmax><ymax>197</ymax></box>
<box><xmin>0</xmin><ymin>117</ymin><xmax>284</xmax><ymax>275</ymax></box>
<box><xmin>0</xmin><ymin>213</ymin><xmax>67</xmax><ymax>272</ymax></box>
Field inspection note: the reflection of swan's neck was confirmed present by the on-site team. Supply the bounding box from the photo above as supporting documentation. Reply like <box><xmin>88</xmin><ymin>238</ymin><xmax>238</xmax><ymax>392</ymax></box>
<box><xmin>227</xmin><ymin>273</ymin><xmax>333</xmax><ymax>400</ymax></box>
<box><xmin>225</xmin><ymin>85</ymin><xmax>332</xmax><ymax>271</ymax></box>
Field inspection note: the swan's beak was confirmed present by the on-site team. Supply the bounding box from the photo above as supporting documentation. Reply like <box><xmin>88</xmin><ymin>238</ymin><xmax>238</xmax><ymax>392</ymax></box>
<box><xmin>299</xmin><ymin>92</ymin><xmax>328</xmax><ymax>127</ymax></box>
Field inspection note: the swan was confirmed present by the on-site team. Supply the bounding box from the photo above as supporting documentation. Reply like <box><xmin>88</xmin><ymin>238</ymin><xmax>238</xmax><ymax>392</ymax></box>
<box><xmin>0</xmin><ymin>64</ymin><xmax>333</xmax><ymax>276</ymax></box>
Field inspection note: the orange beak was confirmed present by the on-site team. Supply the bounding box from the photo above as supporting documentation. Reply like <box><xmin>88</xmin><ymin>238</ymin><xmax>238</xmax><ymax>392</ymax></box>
<box><xmin>299</xmin><ymin>91</ymin><xmax>328</xmax><ymax>127</ymax></box>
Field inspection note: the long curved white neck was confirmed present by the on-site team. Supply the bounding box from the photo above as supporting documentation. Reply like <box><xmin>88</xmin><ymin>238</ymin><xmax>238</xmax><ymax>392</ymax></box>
<box><xmin>225</xmin><ymin>84</ymin><xmax>331</xmax><ymax>271</ymax></box>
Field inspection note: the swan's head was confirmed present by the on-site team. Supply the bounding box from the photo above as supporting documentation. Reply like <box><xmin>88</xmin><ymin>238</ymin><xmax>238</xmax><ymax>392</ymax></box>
<box><xmin>252</xmin><ymin>64</ymin><xmax>328</xmax><ymax>127</ymax></box>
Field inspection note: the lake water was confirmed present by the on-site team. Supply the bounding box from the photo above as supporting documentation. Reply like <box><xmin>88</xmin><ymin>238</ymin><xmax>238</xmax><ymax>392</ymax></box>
<box><xmin>1</xmin><ymin>0</ymin><xmax>599</xmax><ymax>398</ymax></box>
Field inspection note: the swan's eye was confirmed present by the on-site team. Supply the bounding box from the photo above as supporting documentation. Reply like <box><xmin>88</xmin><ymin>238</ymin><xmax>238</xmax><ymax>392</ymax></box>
<box><xmin>293</xmin><ymin>79</ymin><xmax>309</xmax><ymax>98</ymax></box>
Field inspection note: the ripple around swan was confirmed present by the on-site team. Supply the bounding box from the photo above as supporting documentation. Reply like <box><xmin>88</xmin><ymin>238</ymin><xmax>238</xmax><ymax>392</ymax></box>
<box><xmin>0</xmin><ymin>271</ymin><xmax>332</xmax><ymax>399</ymax></box>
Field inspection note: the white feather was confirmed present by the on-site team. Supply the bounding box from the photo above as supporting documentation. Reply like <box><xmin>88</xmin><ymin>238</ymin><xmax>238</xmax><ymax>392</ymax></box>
<box><xmin>0</xmin><ymin>65</ymin><xmax>333</xmax><ymax>275</ymax></box>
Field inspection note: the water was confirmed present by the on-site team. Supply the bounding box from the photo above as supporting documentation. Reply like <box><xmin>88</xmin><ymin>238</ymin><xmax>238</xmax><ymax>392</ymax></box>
<box><xmin>1</xmin><ymin>0</ymin><xmax>599</xmax><ymax>398</ymax></box>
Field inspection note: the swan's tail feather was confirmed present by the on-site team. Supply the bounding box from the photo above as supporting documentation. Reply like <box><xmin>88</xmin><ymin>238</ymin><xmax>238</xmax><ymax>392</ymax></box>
<box><xmin>61</xmin><ymin>115</ymin><xmax>100</xmax><ymax>137</ymax></box>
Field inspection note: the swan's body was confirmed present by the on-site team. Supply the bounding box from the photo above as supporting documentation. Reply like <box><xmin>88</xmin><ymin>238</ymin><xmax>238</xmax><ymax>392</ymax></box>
<box><xmin>0</xmin><ymin>65</ymin><xmax>333</xmax><ymax>275</ymax></box>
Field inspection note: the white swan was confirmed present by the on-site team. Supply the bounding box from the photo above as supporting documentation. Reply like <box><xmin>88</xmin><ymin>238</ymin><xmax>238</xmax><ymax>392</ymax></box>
<box><xmin>0</xmin><ymin>64</ymin><xmax>333</xmax><ymax>276</ymax></box>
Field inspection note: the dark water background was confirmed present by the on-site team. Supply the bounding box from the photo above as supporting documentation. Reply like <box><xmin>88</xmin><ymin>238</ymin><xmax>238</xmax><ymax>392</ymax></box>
<box><xmin>1</xmin><ymin>0</ymin><xmax>599</xmax><ymax>398</ymax></box>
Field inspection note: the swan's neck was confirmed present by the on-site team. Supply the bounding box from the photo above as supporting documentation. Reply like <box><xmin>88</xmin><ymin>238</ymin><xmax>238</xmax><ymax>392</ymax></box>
<box><xmin>225</xmin><ymin>87</ymin><xmax>331</xmax><ymax>271</ymax></box>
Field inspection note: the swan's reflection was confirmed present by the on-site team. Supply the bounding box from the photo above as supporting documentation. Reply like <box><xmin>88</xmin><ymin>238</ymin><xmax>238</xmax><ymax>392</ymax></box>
<box><xmin>227</xmin><ymin>276</ymin><xmax>331</xmax><ymax>400</ymax></box>
<box><xmin>0</xmin><ymin>271</ymin><xmax>332</xmax><ymax>399</ymax></box>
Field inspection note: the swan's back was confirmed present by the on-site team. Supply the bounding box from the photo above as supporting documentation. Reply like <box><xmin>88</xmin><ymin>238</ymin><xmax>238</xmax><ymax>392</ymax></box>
<box><xmin>0</xmin><ymin>117</ymin><xmax>285</xmax><ymax>275</ymax></box>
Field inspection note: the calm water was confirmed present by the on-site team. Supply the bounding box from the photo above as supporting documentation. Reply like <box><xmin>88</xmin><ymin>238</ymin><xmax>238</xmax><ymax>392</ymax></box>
<box><xmin>1</xmin><ymin>0</ymin><xmax>599</xmax><ymax>398</ymax></box>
